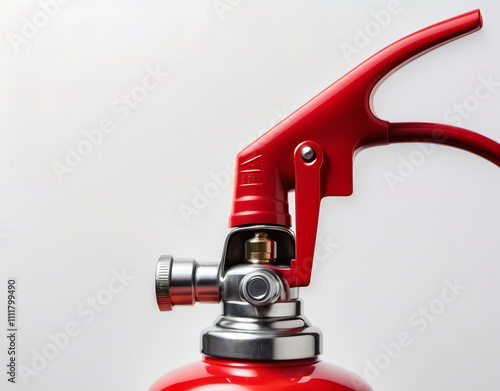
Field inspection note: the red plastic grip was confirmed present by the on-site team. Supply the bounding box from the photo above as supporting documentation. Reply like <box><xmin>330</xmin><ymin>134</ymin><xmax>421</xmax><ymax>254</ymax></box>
<box><xmin>230</xmin><ymin>10</ymin><xmax>488</xmax><ymax>287</ymax></box>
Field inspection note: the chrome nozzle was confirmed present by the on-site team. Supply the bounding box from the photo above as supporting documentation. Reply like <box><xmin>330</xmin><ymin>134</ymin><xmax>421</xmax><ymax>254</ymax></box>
<box><xmin>155</xmin><ymin>255</ymin><xmax>220</xmax><ymax>311</ymax></box>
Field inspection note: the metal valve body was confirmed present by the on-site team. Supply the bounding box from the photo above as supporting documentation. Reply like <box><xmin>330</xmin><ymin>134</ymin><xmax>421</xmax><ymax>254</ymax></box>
<box><xmin>153</xmin><ymin>227</ymin><xmax>373</xmax><ymax>391</ymax></box>
<box><xmin>155</xmin><ymin>227</ymin><xmax>323</xmax><ymax>361</ymax></box>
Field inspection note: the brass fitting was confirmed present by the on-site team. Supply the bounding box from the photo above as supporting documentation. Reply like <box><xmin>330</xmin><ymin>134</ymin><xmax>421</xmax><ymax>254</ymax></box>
<box><xmin>244</xmin><ymin>233</ymin><xmax>276</xmax><ymax>263</ymax></box>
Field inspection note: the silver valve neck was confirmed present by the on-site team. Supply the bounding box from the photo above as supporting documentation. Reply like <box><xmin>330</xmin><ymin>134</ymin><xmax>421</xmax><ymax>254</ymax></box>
<box><xmin>154</xmin><ymin>226</ymin><xmax>323</xmax><ymax>360</ymax></box>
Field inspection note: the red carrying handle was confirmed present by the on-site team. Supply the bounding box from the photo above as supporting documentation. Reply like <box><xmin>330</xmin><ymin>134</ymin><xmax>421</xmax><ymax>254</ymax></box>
<box><xmin>229</xmin><ymin>10</ymin><xmax>499</xmax><ymax>287</ymax></box>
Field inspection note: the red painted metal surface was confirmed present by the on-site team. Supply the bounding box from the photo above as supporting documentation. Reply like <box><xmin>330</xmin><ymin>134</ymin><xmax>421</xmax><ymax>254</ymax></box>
<box><xmin>149</xmin><ymin>356</ymin><xmax>373</xmax><ymax>391</ymax></box>
<box><xmin>228</xmin><ymin>10</ymin><xmax>500</xmax><ymax>288</ymax></box>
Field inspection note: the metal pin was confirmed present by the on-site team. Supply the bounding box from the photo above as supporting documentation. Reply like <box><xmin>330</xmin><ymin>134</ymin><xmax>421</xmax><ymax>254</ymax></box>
<box><xmin>301</xmin><ymin>145</ymin><xmax>316</xmax><ymax>163</ymax></box>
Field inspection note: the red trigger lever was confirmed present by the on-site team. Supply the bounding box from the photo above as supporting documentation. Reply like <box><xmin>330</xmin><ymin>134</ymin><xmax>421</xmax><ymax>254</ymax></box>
<box><xmin>229</xmin><ymin>9</ymin><xmax>500</xmax><ymax>288</ymax></box>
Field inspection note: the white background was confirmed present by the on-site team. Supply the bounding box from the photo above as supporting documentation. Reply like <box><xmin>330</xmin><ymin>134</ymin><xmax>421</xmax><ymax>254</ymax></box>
<box><xmin>1</xmin><ymin>0</ymin><xmax>500</xmax><ymax>390</ymax></box>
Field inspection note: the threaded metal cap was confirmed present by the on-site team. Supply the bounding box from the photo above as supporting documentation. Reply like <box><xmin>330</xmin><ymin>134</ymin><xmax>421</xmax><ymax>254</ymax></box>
<box><xmin>155</xmin><ymin>255</ymin><xmax>173</xmax><ymax>311</ymax></box>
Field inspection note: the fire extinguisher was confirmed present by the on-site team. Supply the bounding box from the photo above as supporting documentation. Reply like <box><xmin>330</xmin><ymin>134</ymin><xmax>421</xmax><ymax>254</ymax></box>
<box><xmin>149</xmin><ymin>10</ymin><xmax>500</xmax><ymax>391</ymax></box>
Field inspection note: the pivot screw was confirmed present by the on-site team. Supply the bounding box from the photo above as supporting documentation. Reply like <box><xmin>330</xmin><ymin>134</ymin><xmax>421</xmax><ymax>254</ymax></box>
<box><xmin>301</xmin><ymin>145</ymin><xmax>316</xmax><ymax>163</ymax></box>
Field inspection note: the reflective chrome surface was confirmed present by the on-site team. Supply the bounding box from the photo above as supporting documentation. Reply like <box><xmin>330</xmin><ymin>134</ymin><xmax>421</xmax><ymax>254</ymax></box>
<box><xmin>201</xmin><ymin>264</ymin><xmax>322</xmax><ymax>360</ymax></box>
<box><xmin>240</xmin><ymin>270</ymin><xmax>282</xmax><ymax>306</ymax></box>
<box><xmin>202</xmin><ymin>299</ymin><xmax>322</xmax><ymax>360</ymax></box>
<box><xmin>155</xmin><ymin>255</ymin><xmax>220</xmax><ymax>311</ymax></box>
<box><xmin>156</xmin><ymin>226</ymin><xmax>323</xmax><ymax>360</ymax></box>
